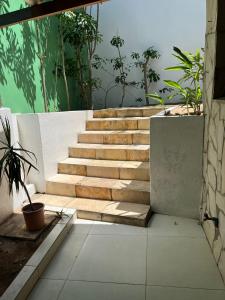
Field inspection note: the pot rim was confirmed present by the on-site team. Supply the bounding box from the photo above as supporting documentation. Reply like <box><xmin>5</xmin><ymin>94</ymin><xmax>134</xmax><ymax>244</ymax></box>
<box><xmin>22</xmin><ymin>202</ymin><xmax>45</xmax><ymax>214</ymax></box>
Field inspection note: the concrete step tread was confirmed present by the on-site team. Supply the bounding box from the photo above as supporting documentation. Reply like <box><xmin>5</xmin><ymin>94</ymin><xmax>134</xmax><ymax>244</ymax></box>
<box><xmin>89</xmin><ymin>117</ymin><xmax>151</xmax><ymax>121</ymax></box>
<box><xmin>70</xmin><ymin>144</ymin><xmax>150</xmax><ymax>150</ymax></box>
<box><xmin>33</xmin><ymin>194</ymin><xmax>151</xmax><ymax>224</ymax></box>
<box><xmin>59</xmin><ymin>158</ymin><xmax>149</xmax><ymax>169</ymax></box>
<box><xmin>79</xmin><ymin>130</ymin><xmax>150</xmax><ymax>135</ymax></box>
<box><xmin>93</xmin><ymin>106</ymin><xmax>164</xmax><ymax>118</ymax></box>
<box><xmin>47</xmin><ymin>174</ymin><xmax>149</xmax><ymax>193</ymax></box>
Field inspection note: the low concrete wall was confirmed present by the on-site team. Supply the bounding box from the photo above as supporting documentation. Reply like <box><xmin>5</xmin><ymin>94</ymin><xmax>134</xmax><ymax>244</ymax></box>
<box><xmin>16</xmin><ymin>110</ymin><xmax>92</xmax><ymax>193</ymax></box>
<box><xmin>0</xmin><ymin>108</ymin><xmax>14</xmax><ymax>223</ymax></box>
<box><xmin>150</xmin><ymin>115</ymin><xmax>204</xmax><ymax>219</ymax></box>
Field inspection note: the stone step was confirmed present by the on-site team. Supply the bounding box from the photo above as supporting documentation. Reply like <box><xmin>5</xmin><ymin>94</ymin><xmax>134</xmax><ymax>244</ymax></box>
<box><xmin>32</xmin><ymin>194</ymin><xmax>151</xmax><ymax>227</ymax></box>
<box><xmin>86</xmin><ymin>117</ymin><xmax>150</xmax><ymax>131</ymax></box>
<box><xmin>58</xmin><ymin>158</ymin><xmax>150</xmax><ymax>181</ymax></box>
<box><xmin>46</xmin><ymin>174</ymin><xmax>150</xmax><ymax>205</ymax></box>
<box><xmin>93</xmin><ymin>106</ymin><xmax>163</xmax><ymax>118</ymax></box>
<box><xmin>78</xmin><ymin>130</ymin><xmax>150</xmax><ymax>145</ymax></box>
<box><xmin>69</xmin><ymin>144</ymin><xmax>150</xmax><ymax>161</ymax></box>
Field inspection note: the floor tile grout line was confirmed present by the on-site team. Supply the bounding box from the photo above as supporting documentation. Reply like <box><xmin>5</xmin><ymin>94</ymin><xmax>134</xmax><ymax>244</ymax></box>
<box><xmin>146</xmin><ymin>283</ymin><xmax>225</xmax><ymax>291</ymax></box>
<box><xmin>56</xmin><ymin>229</ymin><xmax>90</xmax><ymax>300</ymax></box>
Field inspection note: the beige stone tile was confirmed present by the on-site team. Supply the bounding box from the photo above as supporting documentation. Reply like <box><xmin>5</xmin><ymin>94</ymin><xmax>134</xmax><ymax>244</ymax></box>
<box><xmin>46</xmin><ymin>181</ymin><xmax>76</xmax><ymax>197</ymax></box>
<box><xmin>93</xmin><ymin>109</ymin><xmax>117</xmax><ymax>118</ymax></box>
<box><xmin>32</xmin><ymin>194</ymin><xmax>74</xmax><ymax>208</ymax></box>
<box><xmin>58</xmin><ymin>162</ymin><xmax>87</xmax><ymax>176</ymax></box>
<box><xmin>138</xmin><ymin>118</ymin><xmax>150</xmax><ymax>129</ymax></box>
<box><xmin>126</xmin><ymin>148</ymin><xmax>150</xmax><ymax>161</ymax></box>
<box><xmin>120</xmin><ymin>163</ymin><xmax>150</xmax><ymax>181</ymax></box>
<box><xmin>103</xmin><ymin>133</ymin><xmax>133</xmax><ymax>145</ymax></box>
<box><xmin>87</xmin><ymin>165</ymin><xmax>120</xmax><ymax>179</ymax></box>
<box><xmin>96</xmin><ymin>148</ymin><xmax>127</xmax><ymax>160</ymax></box>
<box><xmin>142</xmin><ymin>108</ymin><xmax>162</xmax><ymax>117</ymax></box>
<box><xmin>116</xmin><ymin>108</ymin><xmax>143</xmax><ymax>118</ymax></box>
<box><xmin>69</xmin><ymin>147</ymin><xmax>96</xmax><ymax>159</ymax></box>
<box><xmin>112</xmin><ymin>189</ymin><xmax>149</xmax><ymax>204</ymax></box>
<box><xmin>65</xmin><ymin>198</ymin><xmax>111</xmax><ymax>212</ymax></box>
<box><xmin>78</xmin><ymin>133</ymin><xmax>104</xmax><ymax>144</ymax></box>
<box><xmin>132</xmin><ymin>132</ymin><xmax>150</xmax><ymax>145</ymax></box>
<box><xmin>77</xmin><ymin>210</ymin><xmax>102</xmax><ymax>221</ymax></box>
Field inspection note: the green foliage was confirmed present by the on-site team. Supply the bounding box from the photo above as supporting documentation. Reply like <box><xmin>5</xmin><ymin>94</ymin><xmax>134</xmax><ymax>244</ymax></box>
<box><xmin>148</xmin><ymin>47</ymin><xmax>204</xmax><ymax>114</ymax></box>
<box><xmin>59</xmin><ymin>7</ymin><xmax>102</xmax><ymax>109</ymax></box>
<box><xmin>109</xmin><ymin>35</ymin><xmax>134</xmax><ymax>107</ymax></box>
<box><xmin>0</xmin><ymin>117</ymin><xmax>38</xmax><ymax>208</ymax></box>
<box><xmin>131</xmin><ymin>47</ymin><xmax>160</xmax><ymax>105</ymax></box>
<box><xmin>164</xmin><ymin>47</ymin><xmax>204</xmax><ymax>114</ymax></box>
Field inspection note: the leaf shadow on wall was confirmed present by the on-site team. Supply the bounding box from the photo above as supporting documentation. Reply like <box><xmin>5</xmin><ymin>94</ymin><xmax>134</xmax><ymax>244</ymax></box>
<box><xmin>0</xmin><ymin>21</ymin><xmax>36</xmax><ymax>112</ymax></box>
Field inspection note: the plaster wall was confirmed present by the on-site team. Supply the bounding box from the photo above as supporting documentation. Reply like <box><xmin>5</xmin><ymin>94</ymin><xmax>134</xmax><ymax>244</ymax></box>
<box><xmin>16</xmin><ymin>110</ymin><xmax>92</xmax><ymax>193</ymax></box>
<box><xmin>150</xmin><ymin>115</ymin><xmax>204</xmax><ymax>219</ymax></box>
<box><xmin>0</xmin><ymin>108</ymin><xmax>14</xmax><ymax>223</ymax></box>
<box><xmin>93</xmin><ymin>0</ymin><xmax>206</xmax><ymax>109</ymax></box>
<box><xmin>202</xmin><ymin>0</ymin><xmax>225</xmax><ymax>282</ymax></box>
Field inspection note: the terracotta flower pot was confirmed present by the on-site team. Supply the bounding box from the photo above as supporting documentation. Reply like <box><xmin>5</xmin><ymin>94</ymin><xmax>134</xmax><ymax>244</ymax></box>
<box><xmin>22</xmin><ymin>202</ymin><xmax>45</xmax><ymax>232</ymax></box>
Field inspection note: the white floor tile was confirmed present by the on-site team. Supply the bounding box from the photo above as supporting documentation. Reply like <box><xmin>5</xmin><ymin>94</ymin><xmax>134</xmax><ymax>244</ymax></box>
<box><xmin>58</xmin><ymin>281</ymin><xmax>145</xmax><ymax>300</ymax></box>
<box><xmin>146</xmin><ymin>286</ymin><xmax>225</xmax><ymax>300</ymax></box>
<box><xmin>42</xmin><ymin>227</ymin><xmax>87</xmax><ymax>280</ymax></box>
<box><xmin>147</xmin><ymin>236</ymin><xmax>225</xmax><ymax>289</ymax></box>
<box><xmin>90</xmin><ymin>221</ymin><xmax>147</xmax><ymax>235</ymax></box>
<box><xmin>72</xmin><ymin>219</ymin><xmax>94</xmax><ymax>234</ymax></box>
<box><xmin>148</xmin><ymin>214</ymin><xmax>204</xmax><ymax>238</ymax></box>
<box><xmin>69</xmin><ymin>234</ymin><xmax>147</xmax><ymax>284</ymax></box>
<box><xmin>28</xmin><ymin>279</ymin><xmax>64</xmax><ymax>300</ymax></box>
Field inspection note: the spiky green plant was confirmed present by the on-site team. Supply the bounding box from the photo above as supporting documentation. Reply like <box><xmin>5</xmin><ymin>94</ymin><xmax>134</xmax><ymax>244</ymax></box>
<box><xmin>0</xmin><ymin>116</ymin><xmax>38</xmax><ymax>210</ymax></box>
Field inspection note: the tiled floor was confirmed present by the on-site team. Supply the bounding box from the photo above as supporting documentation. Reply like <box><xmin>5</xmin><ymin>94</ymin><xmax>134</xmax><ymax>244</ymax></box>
<box><xmin>28</xmin><ymin>215</ymin><xmax>225</xmax><ymax>300</ymax></box>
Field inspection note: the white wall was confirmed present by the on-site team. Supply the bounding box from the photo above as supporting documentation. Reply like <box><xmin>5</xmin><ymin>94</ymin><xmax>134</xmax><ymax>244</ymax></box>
<box><xmin>0</xmin><ymin>108</ymin><xmax>14</xmax><ymax>223</ymax></box>
<box><xmin>17</xmin><ymin>110</ymin><xmax>92</xmax><ymax>193</ymax></box>
<box><xmin>93</xmin><ymin>0</ymin><xmax>206</xmax><ymax>108</ymax></box>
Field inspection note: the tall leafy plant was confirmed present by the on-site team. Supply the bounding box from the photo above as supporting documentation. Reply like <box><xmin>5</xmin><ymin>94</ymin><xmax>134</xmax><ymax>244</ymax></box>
<box><xmin>60</xmin><ymin>7</ymin><xmax>102</xmax><ymax>109</ymax></box>
<box><xmin>110</xmin><ymin>36</ymin><xmax>136</xmax><ymax>107</ymax></box>
<box><xmin>0</xmin><ymin>117</ymin><xmax>38</xmax><ymax>210</ymax></box>
<box><xmin>147</xmin><ymin>47</ymin><xmax>204</xmax><ymax>114</ymax></box>
<box><xmin>131</xmin><ymin>47</ymin><xmax>160</xmax><ymax>105</ymax></box>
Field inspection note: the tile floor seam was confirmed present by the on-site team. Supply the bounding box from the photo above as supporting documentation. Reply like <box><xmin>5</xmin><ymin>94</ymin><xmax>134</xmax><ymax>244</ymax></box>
<box><xmin>147</xmin><ymin>234</ymin><xmax>205</xmax><ymax>239</ymax></box>
<box><xmin>56</xmin><ymin>232</ymin><xmax>90</xmax><ymax>300</ymax></box>
<box><xmin>145</xmin><ymin>229</ymin><xmax>149</xmax><ymax>300</ymax></box>
<box><xmin>146</xmin><ymin>284</ymin><xmax>225</xmax><ymax>291</ymax></box>
<box><xmin>66</xmin><ymin>279</ymin><xmax>146</xmax><ymax>286</ymax></box>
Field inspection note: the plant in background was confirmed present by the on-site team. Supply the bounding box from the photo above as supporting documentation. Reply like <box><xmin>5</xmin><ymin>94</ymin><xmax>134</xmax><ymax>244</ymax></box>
<box><xmin>0</xmin><ymin>117</ymin><xmax>44</xmax><ymax>231</ymax></box>
<box><xmin>59</xmin><ymin>6</ymin><xmax>102</xmax><ymax>109</ymax></box>
<box><xmin>131</xmin><ymin>47</ymin><xmax>160</xmax><ymax>105</ymax></box>
<box><xmin>110</xmin><ymin>35</ymin><xmax>136</xmax><ymax>107</ymax></box>
<box><xmin>147</xmin><ymin>87</ymin><xmax>173</xmax><ymax>114</ymax></box>
<box><xmin>147</xmin><ymin>47</ymin><xmax>204</xmax><ymax>115</ymax></box>
<box><xmin>164</xmin><ymin>47</ymin><xmax>204</xmax><ymax>114</ymax></box>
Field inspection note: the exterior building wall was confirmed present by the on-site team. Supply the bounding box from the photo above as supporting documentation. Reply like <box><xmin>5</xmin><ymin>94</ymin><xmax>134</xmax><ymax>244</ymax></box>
<box><xmin>0</xmin><ymin>1</ymin><xmax>80</xmax><ymax>113</ymax></box>
<box><xmin>93</xmin><ymin>0</ymin><xmax>206</xmax><ymax>109</ymax></box>
<box><xmin>202</xmin><ymin>0</ymin><xmax>225</xmax><ymax>282</ymax></box>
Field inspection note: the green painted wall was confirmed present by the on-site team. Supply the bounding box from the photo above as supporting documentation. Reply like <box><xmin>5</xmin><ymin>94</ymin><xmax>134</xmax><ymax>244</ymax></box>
<box><xmin>0</xmin><ymin>1</ymin><xmax>81</xmax><ymax>113</ymax></box>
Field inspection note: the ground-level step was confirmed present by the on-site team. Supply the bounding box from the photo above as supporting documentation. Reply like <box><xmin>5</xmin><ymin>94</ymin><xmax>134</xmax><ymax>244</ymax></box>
<box><xmin>86</xmin><ymin>117</ymin><xmax>150</xmax><ymax>131</ymax></box>
<box><xmin>78</xmin><ymin>130</ymin><xmax>150</xmax><ymax>145</ymax></box>
<box><xmin>69</xmin><ymin>144</ymin><xmax>150</xmax><ymax>161</ymax></box>
<box><xmin>46</xmin><ymin>174</ymin><xmax>150</xmax><ymax>204</ymax></box>
<box><xmin>58</xmin><ymin>158</ymin><xmax>150</xmax><ymax>181</ymax></box>
<box><xmin>32</xmin><ymin>194</ymin><xmax>151</xmax><ymax>227</ymax></box>
<box><xmin>93</xmin><ymin>106</ymin><xmax>163</xmax><ymax>118</ymax></box>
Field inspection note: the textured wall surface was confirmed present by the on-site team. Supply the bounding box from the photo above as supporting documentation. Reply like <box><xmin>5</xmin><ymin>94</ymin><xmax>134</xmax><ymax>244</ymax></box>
<box><xmin>0</xmin><ymin>1</ymin><xmax>80</xmax><ymax>113</ymax></box>
<box><xmin>150</xmin><ymin>115</ymin><xmax>204</xmax><ymax>219</ymax></box>
<box><xmin>202</xmin><ymin>0</ymin><xmax>225</xmax><ymax>282</ymax></box>
<box><xmin>93</xmin><ymin>0</ymin><xmax>206</xmax><ymax>109</ymax></box>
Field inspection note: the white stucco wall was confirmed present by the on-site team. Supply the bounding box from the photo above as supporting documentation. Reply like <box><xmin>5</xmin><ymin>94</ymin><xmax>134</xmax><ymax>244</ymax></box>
<box><xmin>0</xmin><ymin>108</ymin><xmax>14</xmax><ymax>223</ymax></box>
<box><xmin>93</xmin><ymin>0</ymin><xmax>206</xmax><ymax>108</ymax></box>
<box><xmin>16</xmin><ymin>110</ymin><xmax>92</xmax><ymax>193</ymax></box>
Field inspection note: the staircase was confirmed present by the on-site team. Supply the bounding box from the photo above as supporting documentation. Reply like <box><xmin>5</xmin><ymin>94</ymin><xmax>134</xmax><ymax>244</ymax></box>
<box><xmin>40</xmin><ymin>107</ymin><xmax>163</xmax><ymax>227</ymax></box>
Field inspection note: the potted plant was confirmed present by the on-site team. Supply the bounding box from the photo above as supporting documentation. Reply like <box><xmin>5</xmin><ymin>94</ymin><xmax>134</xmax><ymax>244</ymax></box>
<box><xmin>146</xmin><ymin>47</ymin><xmax>205</xmax><ymax>219</ymax></box>
<box><xmin>0</xmin><ymin>116</ymin><xmax>45</xmax><ymax>231</ymax></box>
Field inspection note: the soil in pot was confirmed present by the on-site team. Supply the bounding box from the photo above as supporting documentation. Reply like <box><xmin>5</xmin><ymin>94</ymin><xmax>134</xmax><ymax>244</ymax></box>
<box><xmin>22</xmin><ymin>202</ymin><xmax>45</xmax><ymax>232</ymax></box>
